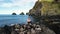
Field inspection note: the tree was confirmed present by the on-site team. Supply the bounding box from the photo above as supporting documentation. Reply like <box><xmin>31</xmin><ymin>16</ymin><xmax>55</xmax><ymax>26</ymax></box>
<box><xmin>20</xmin><ymin>12</ymin><xmax>24</xmax><ymax>15</ymax></box>
<box><xmin>12</xmin><ymin>13</ymin><xmax>16</xmax><ymax>15</ymax></box>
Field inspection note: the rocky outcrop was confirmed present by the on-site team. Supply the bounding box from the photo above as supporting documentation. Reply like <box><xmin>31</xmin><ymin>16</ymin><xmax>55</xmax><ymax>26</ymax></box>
<box><xmin>26</xmin><ymin>12</ymin><xmax>29</xmax><ymax>15</ymax></box>
<box><xmin>20</xmin><ymin>12</ymin><xmax>25</xmax><ymax>15</ymax></box>
<box><xmin>0</xmin><ymin>24</ymin><xmax>56</xmax><ymax>34</ymax></box>
<box><xmin>29</xmin><ymin>1</ymin><xmax>42</xmax><ymax>19</ymax></box>
<box><xmin>29</xmin><ymin>0</ymin><xmax>60</xmax><ymax>34</ymax></box>
<box><xmin>29</xmin><ymin>0</ymin><xmax>60</xmax><ymax>16</ymax></box>
<box><xmin>40</xmin><ymin>25</ymin><xmax>56</xmax><ymax>34</ymax></box>
<box><xmin>12</xmin><ymin>13</ymin><xmax>16</xmax><ymax>15</ymax></box>
<box><xmin>41</xmin><ymin>1</ymin><xmax>60</xmax><ymax>16</ymax></box>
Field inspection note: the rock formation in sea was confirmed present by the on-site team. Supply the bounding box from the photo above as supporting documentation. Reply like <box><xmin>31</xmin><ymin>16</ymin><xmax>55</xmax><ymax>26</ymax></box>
<box><xmin>26</xmin><ymin>12</ymin><xmax>29</xmax><ymax>15</ymax></box>
<box><xmin>20</xmin><ymin>12</ymin><xmax>25</xmax><ymax>15</ymax></box>
<box><xmin>12</xmin><ymin>13</ymin><xmax>17</xmax><ymax>15</ymax></box>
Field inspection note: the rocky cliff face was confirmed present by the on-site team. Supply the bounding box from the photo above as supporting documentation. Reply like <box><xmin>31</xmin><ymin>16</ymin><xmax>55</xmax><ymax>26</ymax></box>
<box><xmin>29</xmin><ymin>0</ymin><xmax>60</xmax><ymax>34</ymax></box>
<box><xmin>29</xmin><ymin>0</ymin><xmax>60</xmax><ymax>16</ymax></box>
<box><xmin>29</xmin><ymin>1</ymin><xmax>42</xmax><ymax>19</ymax></box>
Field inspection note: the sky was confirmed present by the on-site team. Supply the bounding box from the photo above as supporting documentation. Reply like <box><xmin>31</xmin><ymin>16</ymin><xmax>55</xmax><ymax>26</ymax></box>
<box><xmin>0</xmin><ymin>0</ymin><xmax>38</xmax><ymax>15</ymax></box>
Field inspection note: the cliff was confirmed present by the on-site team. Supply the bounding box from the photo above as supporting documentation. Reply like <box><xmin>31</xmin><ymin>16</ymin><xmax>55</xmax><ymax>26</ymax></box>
<box><xmin>29</xmin><ymin>1</ymin><xmax>42</xmax><ymax>18</ymax></box>
<box><xmin>29</xmin><ymin>0</ymin><xmax>60</xmax><ymax>16</ymax></box>
<box><xmin>29</xmin><ymin>0</ymin><xmax>60</xmax><ymax>34</ymax></box>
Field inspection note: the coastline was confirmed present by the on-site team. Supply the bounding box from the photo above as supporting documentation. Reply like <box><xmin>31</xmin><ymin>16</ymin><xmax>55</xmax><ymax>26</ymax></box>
<box><xmin>0</xmin><ymin>22</ymin><xmax>56</xmax><ymax>34</ymax></box>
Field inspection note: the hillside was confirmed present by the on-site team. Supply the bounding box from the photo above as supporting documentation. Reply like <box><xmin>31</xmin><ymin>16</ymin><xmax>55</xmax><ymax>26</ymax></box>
<box><xmin>29</xmin><ymin>0</ymin><xmax>60</xmax><ymax>16</ymax></box>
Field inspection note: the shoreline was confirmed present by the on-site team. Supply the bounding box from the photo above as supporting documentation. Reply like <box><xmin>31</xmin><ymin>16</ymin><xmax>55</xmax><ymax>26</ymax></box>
<box><xmin>0</xmin><ymin>22</ymin><xmax>56</xmax><ymax>34</ymax></box>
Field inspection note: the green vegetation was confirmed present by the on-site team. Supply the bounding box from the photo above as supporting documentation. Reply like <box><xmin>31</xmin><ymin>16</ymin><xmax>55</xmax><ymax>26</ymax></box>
<box><xmin>28</xmin><ymin>0</ymin><xmax>60</xmax><ymax>34</ymax></box>
<box><xmin>41</xmin><ymin>1</ymin><xmax>60</xmax><ymax>15</ymax></box>
<box><xmin>29</xmin><ymin>0</ymin><xmax>60</xmax><ymax>16</ymax></box>
<box><xmin>29</xmin><ymin>0</ymin><xmax>60</xmax><ymax>23</ymax></box>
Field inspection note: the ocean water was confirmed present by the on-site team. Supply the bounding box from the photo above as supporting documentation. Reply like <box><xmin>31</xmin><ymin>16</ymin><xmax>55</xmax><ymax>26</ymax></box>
<box><xmin>0</xmin><ymin>15</ymin><xmax>29</xmax><ymax>27</ymax></box>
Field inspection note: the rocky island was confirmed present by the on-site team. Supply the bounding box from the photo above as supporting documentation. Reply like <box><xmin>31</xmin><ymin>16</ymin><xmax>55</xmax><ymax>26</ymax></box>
<box><xmin>12</xmin><ymin>13</ymin><xmax>17</xmax><ymax>15</ymax></box>
<box><xmin>19</xmin><ymin>12</ymin><xmax>25</xmax><ymax>15</ymax></box>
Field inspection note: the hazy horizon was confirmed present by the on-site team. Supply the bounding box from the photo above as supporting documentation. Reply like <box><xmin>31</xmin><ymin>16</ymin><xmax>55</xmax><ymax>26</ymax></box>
<box><xmin>0</xmin><ymin>0</ymin><xmax>38</xmax><ymax>15</ymax></box>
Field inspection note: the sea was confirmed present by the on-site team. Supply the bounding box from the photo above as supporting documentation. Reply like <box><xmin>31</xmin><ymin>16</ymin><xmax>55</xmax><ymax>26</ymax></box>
<box><xmin>0</xmin><ymin>15</ymin><xmax>35</xmax><ymax>27</ymax></box>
